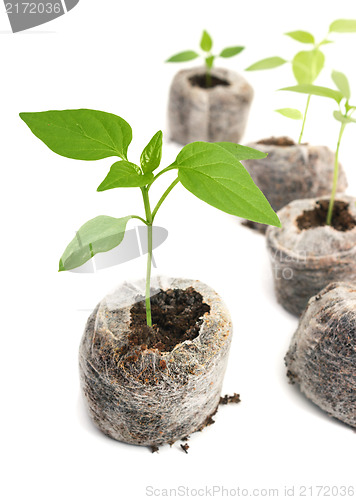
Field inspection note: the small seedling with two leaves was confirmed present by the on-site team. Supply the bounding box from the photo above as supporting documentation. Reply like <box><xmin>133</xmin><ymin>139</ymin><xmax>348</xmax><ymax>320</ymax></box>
<box><xmin>246</xmin><ymin>19</ymin><xmax>356</xmax><ymax>144</ymax></box>
<box><xmin>20</xmin><ymin>109</ymin><xmax>280</xmax><ymax>326</ymax></box>
<box><xmin>166</xmin><ymin>30</ymin><xmax>244</xmax><ymax>88</ymax></box>
<box><xmin>280</xmin><ymin>71</ymin><xmax>356</xmax><ymax>225</ymax></box>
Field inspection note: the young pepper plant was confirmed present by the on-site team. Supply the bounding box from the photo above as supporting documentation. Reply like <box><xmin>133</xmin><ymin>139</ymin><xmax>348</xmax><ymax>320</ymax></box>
<box><xmin>279</xmin><ymin>71</ymin><xmax>356</xmax><ymax>225</ymax></box>
<box><xmin>20</xmin><ymin>109</ymin><xmax>280</xmax><ymax>326</ymax></box>
<box><xmin>245</xmin><ymin>19</ymin><xmax>356</xmax><ymax>144</ymax></box>
<box><xmin>166</xmin><ymin>30</ymin><xmax>244</xmax><ymax>88</ymax></box>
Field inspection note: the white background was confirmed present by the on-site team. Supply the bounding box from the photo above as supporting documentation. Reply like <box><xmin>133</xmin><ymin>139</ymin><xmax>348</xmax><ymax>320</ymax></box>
<box><xmin>1</xmin><ymin>1</ymin><xmax>356</xmax><ymax>499</ymax></box>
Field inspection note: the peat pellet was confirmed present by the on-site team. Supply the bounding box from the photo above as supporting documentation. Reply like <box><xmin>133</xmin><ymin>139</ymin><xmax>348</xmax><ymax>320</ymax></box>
<box><xmin>266</xmin><ymin>195</ymin><xmax>356</xmax><ymax>317</ymax></box>
<box><xmin>242</xmin><ymin>139</ymin><xmax>347</xmax><ymax>232</ymax></box>
<box><xmin>168</xmin><ymin>66</ymin><xmax>253</xmax><ymax>145</ymax></box>
<box><xmin>285</xmin><ymin>282</ymin><xmax>356</xmax><ymax>428</ymax></box>
<box><xmin>79</xmin><ymin>276</ymin><xmax>232</xmax><ymax>446</ymax></box>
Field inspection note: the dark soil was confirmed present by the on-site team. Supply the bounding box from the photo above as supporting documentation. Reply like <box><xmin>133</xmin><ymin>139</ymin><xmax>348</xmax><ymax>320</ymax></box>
<box><xmin>257</xmin><ymin>136</ymin><xmax>296</xmax><ymax>146</ymax></box>
<box><xmin>296</xmin><ymin>200</ymin><xmax>356</xmax><ymax>232</ymax></box>
<box><xmin>129</xmin><ymin>287</ymin><xmax>210</xmax><ymax>352</ymax></box>
<box><xmin>220</xmin><ymin>393</ymin><xmax>241</xmax><ymax>405</ymax></box>
<box><xmin>180</xmin><ymin>443</ymin><xmax>189</xmax><ymax>454</ymax></box>
<box><xmin>189</xmin><ymin>74</ymin><xmax>230</xmax><ymax>89</ymax></box>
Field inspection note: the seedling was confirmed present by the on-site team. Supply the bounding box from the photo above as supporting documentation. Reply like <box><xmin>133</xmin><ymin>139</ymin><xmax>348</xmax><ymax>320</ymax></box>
<box><xmin>246</xmin><ymin>19</ymin><xmax>356</xmax><ymax>144</ymax></box>
<box><xmin>20</xmin><ymin>109</ymin><xmax>280</xmax><ymax>325</ymax></box>
<box><xmin>280</xmin><ymin>71</ymin><xmax>356</xmax><ymax>225</ymax></box>
<box><xmin>166</xmin><ymin>30</ymin><xmax>244</xmax><ymax>87</ymax></box>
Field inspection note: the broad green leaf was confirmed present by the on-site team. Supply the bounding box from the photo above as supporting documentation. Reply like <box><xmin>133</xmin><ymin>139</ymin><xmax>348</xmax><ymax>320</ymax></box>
<box><xmin>215</xmin><ymin>142</ymin><xmax>267</xmax><ymax>160</ymax></box>
<box><xmin>200</xmin><ymin>30</ymin><xmax>213</xmax><ymax>52</ymax></box>
<box><xmin>205</xmin><ymin>55</ymin><xmax>215</xmax><ymax>69</ymax></box>
<box><xmin>332</xmin><ymin>70</ymin><xmax>351</xmax><ymax>100</ymax></box>
<box><xmin>245</xmin><ymin>57</ymin><xmax>287</xmax><ymax>71</ymax></box>
<box><xmin>275</xmin><ymin>108</ymin><xmax>303</xmax><ymax>120</ymax></box>
<box><xmin>280</xmin><ymin>84</ymin><xmax>343</xmax><ymax>104</ymax></box>
<box><xmin>220</xmin><ymin>46</ymin><xmax>244</xmax><ymax>58</ymax></box>
<box><xmin>166</xmin><ymin>51</ymin><xmax>199</xmax><ymax>62</ymax></box>
<box><xmin>319</xmin><ymin>39</ymin><xmax>334</xmax><ymax>45</ymax></box>
<box><xmin>329</xmin><ymin>19</ymin><xmax>356</xmax><ymax>33</ymax></box>
<box><xmin>20</xmin><ymin>109</ymin><xmax>132</xmax><ymax>161</ymax></box>
<box><xmin>59</xmin><ymin>215</ymin><xmax>132</xmax><ymax>271</ymax></box>
<box><xmin>333</xmin><ymin>111</ymin><xmax>356</xmax><ymax>124</ymax></box>
<box><xmin>174</xmin><ymin>142</ymin><xmax>280</xmax><ymax>227</ymax></box>
<box><xmin>285</xmin><ymin>30</ymin><xmax>315</xmax><ymax>44</ymax></box>
<box><xmin>140</xmin><ymin>130</ymin><xmax>163</xmax><ymax>174</ymax></box>
<box><xmin>97</xmin><ymin>161</ymin><xmax>153</xmax><ymax>191</ymax></box>
<box><xmin>292</xmin><ymin>50</ymin><xmax>325</xmax><ymax>84</ymax></box>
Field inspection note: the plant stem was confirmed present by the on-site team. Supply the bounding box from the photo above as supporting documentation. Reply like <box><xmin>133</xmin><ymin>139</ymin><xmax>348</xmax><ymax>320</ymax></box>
<box><xmin>298</xmin><ymin>94</ymin><xmax>311</xmax><ymax>144</ymax></box>
<box><xmin>151</xmin><ymin>178</ymin><xmax>179</xmax><ymax>221</ymax></box>
<box><xmin>206</xmin><ymin>67</ymin><xmax>212</xmax><ymax>88</ymax></box>
<box><xmin>326</xmin><ymin>122</ymin><xmax>346</xmax><ymax>226</ymax></box>
<box><xmin>141</xmin><ymin>187</ymin><xmax>153</xmax><ymax>326</ymax></box>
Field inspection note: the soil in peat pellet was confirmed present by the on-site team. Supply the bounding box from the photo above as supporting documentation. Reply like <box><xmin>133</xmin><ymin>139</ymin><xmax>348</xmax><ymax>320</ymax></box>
<box><xmin>129</xmin><ymin>287</ymin><xmax>210</xmax><ymax>352</ymax></box>
<box><xmin>189</xmin><ymin>74</ymin><xmax>230</xmax><ymax>89</ymax></box>
<box><xmin>297</xmin><ymin>200</ymin><xmax>356</xmax><ymax>232</ymax></box>
<box><xmin>257</xmin><ymin>136</ymin><xmax>296</xmax><ymax>146</ymax></box>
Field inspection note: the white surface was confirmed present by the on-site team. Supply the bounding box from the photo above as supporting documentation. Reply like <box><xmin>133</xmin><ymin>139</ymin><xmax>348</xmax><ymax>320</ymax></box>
<box><xmin>1</xmin><ymin>1</ymin><xmax>356</xmax><ymax>499</ymax></box>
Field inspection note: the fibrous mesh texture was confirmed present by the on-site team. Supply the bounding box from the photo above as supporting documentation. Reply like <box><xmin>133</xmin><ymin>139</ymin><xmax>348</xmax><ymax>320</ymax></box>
<box><xmin>79</xmin><ymin>276</ymin><xmax>232</xmax><ymax>446</ymax></box>
<box><xmin>168</xmin><ymin>66</ymin><xmax>253</xmax><ymax>145</ymax></box>
<box><xmin>267</xmin><ymin>195</ymin><xmax>356</xmax><ymax>316</ymax></box>
<box><xmin>286</xmin><ymin>282</ymin><xmax>356</xmax><ymax>428</ymax></box>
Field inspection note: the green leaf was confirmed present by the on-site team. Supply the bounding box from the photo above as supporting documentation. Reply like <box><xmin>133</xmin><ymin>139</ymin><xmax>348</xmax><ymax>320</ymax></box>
<box><xmin>215</xmin><ymin>142</ymin><xmax>267</xmax><ymax>160</ymax></box>
<box><xmin>20</xmin><ymin>109</ymin><xmax>132</xmax><ymax>161</ymax></box>
<box><xmin>292</xmin><ymin>49</ymin><xmax>325</xmax><ymax>84</ymax></box>
<box><xmin>280</xmin><ymin>84</ymin><xmax>343</xmax><ymax>104</ymax></box>
<box><xmin>59</xmin><ymin>215</ymin><xmax>132</xmax><ymax>271</ymax></box>
<box><xmin>245</xmin><ymin>57</ymin><xmax>287</xmax><ymax>71</ymax></box>
<box><xmin>205</xmin><ymin>55</ymin><xmax>215</xmax><ymax>69</ymax></box>
<box><xmin>329</xmin><ymin>19</ymin><xmax>356</xmax><ymax>33</ymax></box>
<box><xmin>200</xmin><ymin>30</ymin><xmax>213</xmax><ymax>52</ymax></box>
<box><xmin>174</xmin><ymin>142</ymin><xmax>280</xmax><ymax>227</ymax></box>
<box><xmin>166</xmin><ymin>51</ymin><xmax>199</xmax><ymax>62</ymax></box>
<box><xmin>140</xmin><ymin>130</ymin><xmax>163</xmax><ymax>174</ymax></box>
<box><xmin>275</xmin><ymin>108</ymin><xmax>303</xmax><ymax>120</ymax></box>
<box><xmin>333</xmin><ymin>111</ymin><xmax>356</xmax><ymax>124</ymax></box>
<box><xmin>285</xmin><ymin>30</ymin><xmax>315</xmax><ymax>44</ymax></box>
<box><xmin>97</xmin><ymin>161</ymin><xmax>153</xmax><ymax>191</ymax></box>
<box><xmin>332</xmin><ymin>70</ymin><xmax>351</xmax><ymax>100</ymax></box>
<box><xmin>220</xmin><ymin>46</ymin><xmax>244</xmax><ymax>58</ymax></box>
<box><xmin>319</xmin><ymin>39</ymin><xmax>334</xmax><ymax>45</ymax></box>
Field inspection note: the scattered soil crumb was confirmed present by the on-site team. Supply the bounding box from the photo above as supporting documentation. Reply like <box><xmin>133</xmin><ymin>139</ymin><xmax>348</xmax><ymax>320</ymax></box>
<box><xmin>220</xmin><ymin>393</ymin><xmax>241</xmax><ymax>405</ymax></box>
<box><xmin>180</xmin><ymin>443</ymin><xmax>190</xmax><ymax>454</ymax></box>
<box><xmin>150</xmin><ymin>445</ymin><xmax>159</xmax><ymax>453</ymax></box>
<box><xmin>296</xmin><ymin>200</ymin><xmax>356</xmax><ymax>232</ymax></box>
<box><xmin>257</xmin><ymin>136</ymin><xmax>295</xmax><ymax>146</ymax></box>
<box><xmin>189</xmin><ymin>74</ymin><xmax>230</xmax><ymax>89</ymax></box>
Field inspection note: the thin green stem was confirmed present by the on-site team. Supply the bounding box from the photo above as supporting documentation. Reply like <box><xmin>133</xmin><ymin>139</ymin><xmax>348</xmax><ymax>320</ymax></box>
<box><xmin>298</xmin><ymin>94</ymin><xmax>311</xmax><ymax>144</ymax></box>
<box><xmin>141</xmin><ymin>187</ymin><xmax>153</xmax><ymax>326</ymax></box>
<box><xmin>151</xmin><ymin>178</ymin><xmax>179</xmax><ymax>221</ymax></box>
<box><xmin>150</xmin><ymin>165</ymin><xmax>177</xmax><ymax>186</ymax></box>
<box><xmin>326</xmin><ymin>122</ymin><xmax>346</xmax><ymax>226</ymax></box>
<box><xmin>130</xmin><ymin>215</ymin><xmax>149</xmax><ymax>225</ymax></box>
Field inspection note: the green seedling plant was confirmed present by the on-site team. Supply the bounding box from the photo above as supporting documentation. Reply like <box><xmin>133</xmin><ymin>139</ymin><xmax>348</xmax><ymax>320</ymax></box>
<box><xmin>279</xmin><ymin>71</ymin><xmax>356</xmax><ymax>225</ymax></box>
<box><xmin>166</xmin><ymin>30</ymin><xmax>244</xmax><ymax>88</ymax></box>
<box><xmin>20</xmin><ymin>109</ymin><xmax>280</xmax><ymax>326</ymax></box>
<box><xmin>246</xmin><ymin>19</ymin><xmax>356</xmax><ymax>144</ymax></box>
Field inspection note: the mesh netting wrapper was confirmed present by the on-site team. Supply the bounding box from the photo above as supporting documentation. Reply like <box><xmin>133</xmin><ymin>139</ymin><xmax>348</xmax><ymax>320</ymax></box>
<box><xmin>285</xmin><ymin>282</ymin><xmax>356</xmax><ymax>428</ymax></box>
<box><xmin>266</xmin><ymin>195</ymin><xmax>356</xmax><ymax>316</ymax></box>
<box><xmin>79</xmin><ymin>276</ymin><xmax>232</xmax><ymax>446</ymax></box>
